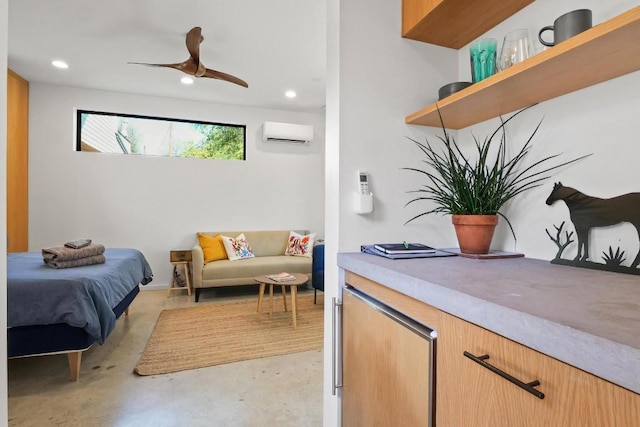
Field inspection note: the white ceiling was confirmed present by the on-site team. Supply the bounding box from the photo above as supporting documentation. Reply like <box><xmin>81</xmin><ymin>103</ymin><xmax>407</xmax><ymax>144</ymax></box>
<box><xmin>8</xmin><ymin>0</ymin><xmax>327</xmax><ymax>113</ymax></box>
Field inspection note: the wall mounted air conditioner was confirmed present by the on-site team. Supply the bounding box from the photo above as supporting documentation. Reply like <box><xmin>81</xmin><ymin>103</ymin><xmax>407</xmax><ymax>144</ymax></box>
<box><xmin>263</xmin><ymin>121</ymin><xmax>313</xmax><ymax>145</ymax></box>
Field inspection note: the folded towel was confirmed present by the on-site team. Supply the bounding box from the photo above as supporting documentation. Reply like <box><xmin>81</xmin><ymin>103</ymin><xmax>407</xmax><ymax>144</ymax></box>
<box><xmin>42</xmin><ymin>243</ymin><xmax>105</xmax><ymax>262</ymax></box>
<box><xmin>64</xmin><ymin>239</ymin><xmax>92</xmax><ymax>249</ymax></box>
<box><xmin>44</xmin><ymin>254</ymin><xmax>106</xmax><ymax>269</ymax></box>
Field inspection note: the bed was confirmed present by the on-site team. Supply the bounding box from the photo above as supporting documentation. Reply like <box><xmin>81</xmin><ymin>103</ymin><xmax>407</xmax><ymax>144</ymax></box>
<box><xmin>7</xmin><ymin>248</ymin><xmax>153</xmax><ymax>381</ymax></box>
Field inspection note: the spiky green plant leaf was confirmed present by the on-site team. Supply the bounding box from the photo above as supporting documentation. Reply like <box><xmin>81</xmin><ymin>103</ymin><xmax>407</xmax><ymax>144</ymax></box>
<box><xmin>403</xmin><ymin>106</ymin><xmax>589</xmax><ymax>242</ymax></box>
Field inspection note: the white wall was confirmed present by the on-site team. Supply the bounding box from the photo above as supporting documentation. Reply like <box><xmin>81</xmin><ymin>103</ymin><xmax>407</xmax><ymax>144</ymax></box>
<box><xmin>322</xmin><ymin>0</ymin><xmax>341</xmax><ymax>426</ymax></box>
<box><xmin>1</xmin><ymin>0</ymin><xmax>9</xmax><ymax>423</ymax></box>
<box><xmin>335</xmin><ymin>0</ymin><xmax>458</xmax><ymax>252</ymax></box>
<box><xmin>28</xmin><ymin>84</ymin><xmax>325</xmax><ymax>286</ymax></box>
<box><xmin>323</xmin><ymin>0</ymin><xmax>456</xmax><ymax>424</ymax></box>
<box><xmin>332</xmin><ymin>0</ymin><xmax>640</xmax><ymax>256</ymax></box>
<box><xmin>452</xmin><ymin>0</ymin><xmax>640</xmax><ymax>260</ymax></box>
<box><xmin>323</xmin><ymin>0</ymin><xmax>341</xmax><ymax>422</ymax></box>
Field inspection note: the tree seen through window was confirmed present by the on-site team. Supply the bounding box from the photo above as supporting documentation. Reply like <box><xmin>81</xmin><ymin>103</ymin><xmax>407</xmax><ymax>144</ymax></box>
<box><xmin>76</xmin><ymin>110</ymin><xmax>246</xmax><ymax>160</ymax></box>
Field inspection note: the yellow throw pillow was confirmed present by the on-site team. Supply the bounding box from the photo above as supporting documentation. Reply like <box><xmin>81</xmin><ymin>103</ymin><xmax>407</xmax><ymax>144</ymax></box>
<box><xmin>198</xmin><ymin>233</ymin><xmax>228</xmax><ymax>263</ymax></box>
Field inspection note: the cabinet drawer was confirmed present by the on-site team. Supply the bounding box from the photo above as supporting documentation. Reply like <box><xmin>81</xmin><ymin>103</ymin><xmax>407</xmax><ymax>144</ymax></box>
<box><xmin>436</xmin><ymin>312</ymin><xmax>640</xmax><ymax>426</ymax></box>
<box><xmin>170</xmin><ymin>250</ymin><xmax>192</xmax><ymax>262</ymax></box>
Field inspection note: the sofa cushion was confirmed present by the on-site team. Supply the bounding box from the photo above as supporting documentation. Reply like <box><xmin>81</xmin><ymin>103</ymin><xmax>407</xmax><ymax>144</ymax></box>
<box><xmin>201</xmin><ymin>256</ymin><xmax>311</xmax><ymax>282</ymax></box>
<box><xmin>221</xmin><ymin>233</ymin><xmax>255</xmax><ymax>261</ymax></box>
<box><xmin>197</xmin><ymin>233</ymin><xmax>228</xmax><ymax>263</ymax></box>
<box><xmin>241</xmin><ymin>231</ymin><xmax>291</xmax><ymax>256</ymax></box>
<box><xmin>284</xmin><ymin>231</ymin><xmax>316</xmax><ymax>258</ymax></box>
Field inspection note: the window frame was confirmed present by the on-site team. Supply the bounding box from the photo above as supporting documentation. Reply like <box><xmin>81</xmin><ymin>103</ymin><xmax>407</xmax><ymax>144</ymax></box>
<box><xmin>75</xmin><ymin>109</ymin><xmax>247</xmax><ymax>160</ymax></box>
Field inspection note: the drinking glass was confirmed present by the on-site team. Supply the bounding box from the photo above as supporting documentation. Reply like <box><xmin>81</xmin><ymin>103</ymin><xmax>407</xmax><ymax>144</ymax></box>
<box><xmin>469</xmin><ymin>38</ymin><xmax>497</xmax><ymax>83</ymax></box>
<box><xmin>498</xmin><ymin>29</ymin><xmax>534</xmax><ymax>71</ymax></box>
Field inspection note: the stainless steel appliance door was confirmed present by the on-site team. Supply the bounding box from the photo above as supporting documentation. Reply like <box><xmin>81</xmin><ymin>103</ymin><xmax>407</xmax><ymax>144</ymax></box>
<box><xmin>340</xmin><ymin>286</ymin><xmax>436</xmax><ymax>426</ymax></box>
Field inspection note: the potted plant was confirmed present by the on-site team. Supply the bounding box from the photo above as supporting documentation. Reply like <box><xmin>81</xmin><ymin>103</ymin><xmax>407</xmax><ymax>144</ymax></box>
<box><xmin>403</xmin><ymin>106</ymin><xmax>587</xmax><ymax>254</ymax></box>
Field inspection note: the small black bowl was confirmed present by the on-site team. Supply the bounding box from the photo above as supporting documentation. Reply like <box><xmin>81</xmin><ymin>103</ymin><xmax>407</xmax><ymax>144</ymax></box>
<box><xmin>438</xmin><ymin>81</ymin><xmax>473</xmax><ymax>100</ymax></box>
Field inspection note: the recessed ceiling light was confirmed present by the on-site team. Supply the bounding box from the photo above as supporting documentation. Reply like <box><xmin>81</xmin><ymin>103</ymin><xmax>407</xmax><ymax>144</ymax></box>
<box><xmin>51</xmin><ymin>60</ymin><xmax>69</xmax><ymax>69</ymax></box>
<box><xmin>181</xmin><ymin>77</ymin><xmax>194</xmax><ymax>85</ymax></box>
<box><xmin>285</xmin><ymin>90</ymin><xmax>297</xmax><ymax>98</ymax></box>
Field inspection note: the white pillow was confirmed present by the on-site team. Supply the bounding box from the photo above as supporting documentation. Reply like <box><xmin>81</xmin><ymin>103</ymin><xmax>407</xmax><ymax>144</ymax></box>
<box><xmin>284</xmin><ymin>231</ymin><xmax>316</xmax><ymax>258</ymax></box>
<box><xmin>220</xmin><ymin>233</ymin><xmax>255</xmax><ymax>261</ymax></box>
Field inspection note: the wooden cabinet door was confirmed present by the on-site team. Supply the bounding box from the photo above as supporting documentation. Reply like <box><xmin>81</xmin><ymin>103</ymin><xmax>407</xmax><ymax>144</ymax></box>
<box><xmin>7</xmin><ymin>69</ymin><xmax>29</xmax><ymax>252</ymax></box>
<box><xmin>341</xmin><ymin>288</ymin><xmax>434</xmax><ymax>426</ymax></box>
<box><xmin>436</xmin><ymin>311</ymin><xmax>640</xmax><ymax>426</ymax></box>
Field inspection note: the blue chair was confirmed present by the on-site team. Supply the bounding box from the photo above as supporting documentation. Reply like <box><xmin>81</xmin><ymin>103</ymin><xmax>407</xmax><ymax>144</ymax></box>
<box><xmin>312</xmin><ymin>244</ymin><xmax>325</xmax><ymax>304</ymax></box>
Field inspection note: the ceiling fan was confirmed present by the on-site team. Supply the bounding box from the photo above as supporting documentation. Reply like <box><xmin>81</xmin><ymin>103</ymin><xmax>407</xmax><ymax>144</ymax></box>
<box><xmin>129</xmin><ymin>26</ymin><xmax>248</xmax><ymax>88</ymax></box>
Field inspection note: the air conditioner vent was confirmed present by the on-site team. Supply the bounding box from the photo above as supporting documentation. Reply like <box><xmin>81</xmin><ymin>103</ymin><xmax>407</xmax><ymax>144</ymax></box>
<box><xmin>263</xmin><ymin>121</ymin><xmax>313</xmax><ymax>145</ymax></box>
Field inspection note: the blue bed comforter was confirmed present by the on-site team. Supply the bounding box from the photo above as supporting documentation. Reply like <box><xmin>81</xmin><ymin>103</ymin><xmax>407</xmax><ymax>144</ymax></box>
<box><xmin>7</xmin><ymin>248</ymin><xmax>153</xmax><ymax>343</ymax></box>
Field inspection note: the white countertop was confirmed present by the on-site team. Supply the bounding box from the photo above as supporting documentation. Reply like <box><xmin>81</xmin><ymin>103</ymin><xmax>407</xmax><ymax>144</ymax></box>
<box><xmin>337</xmin><ymin>252</ymin><xmax>640</xmax><ymax>394</ymax></box>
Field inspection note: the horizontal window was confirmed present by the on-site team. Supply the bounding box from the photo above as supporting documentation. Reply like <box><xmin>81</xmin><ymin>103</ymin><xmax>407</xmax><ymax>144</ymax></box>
<box><xmin>76</xmin><ymin>110</ymin><xmax>246</xmax><ymax>160</ymax></box>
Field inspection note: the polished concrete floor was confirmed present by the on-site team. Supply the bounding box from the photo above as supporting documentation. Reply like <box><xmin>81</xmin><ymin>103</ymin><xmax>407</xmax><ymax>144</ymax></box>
<box><xmin>7</xmin><ymin>286</ymin><xmax>324</xmax><ymax>427</ymax></box>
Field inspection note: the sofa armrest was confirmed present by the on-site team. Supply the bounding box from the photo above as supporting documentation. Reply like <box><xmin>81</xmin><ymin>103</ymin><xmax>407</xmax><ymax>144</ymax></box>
<box><xmin>191</xmin><ymin>245</ymin><xmax>204</xmax><ymax>288</ymax></box>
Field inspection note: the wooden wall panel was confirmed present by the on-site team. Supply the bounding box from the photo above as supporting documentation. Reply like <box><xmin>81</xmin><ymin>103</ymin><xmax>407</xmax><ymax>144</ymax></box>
<box><xmin>7</xmin><ymin>69</ymin><xmax>29</xmax><ymax>252</ymax></box>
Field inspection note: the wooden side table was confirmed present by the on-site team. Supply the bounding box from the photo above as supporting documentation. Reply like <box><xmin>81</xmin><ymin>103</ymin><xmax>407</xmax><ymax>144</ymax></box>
<box><xmin>168</xmin><ymin>250</ymin><xmax>192</xmax><ymax>297</ymax></box>
<box><xmin>254</xmin><ymin>273</ymin><xmax>309</xmax><ymax>329</ymax></box>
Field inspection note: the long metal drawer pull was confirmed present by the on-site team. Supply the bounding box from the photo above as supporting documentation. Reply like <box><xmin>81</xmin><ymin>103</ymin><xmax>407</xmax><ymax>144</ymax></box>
<box><xmin>463</xmin><ymin>351</ymin><xmax>545</xmax><ymax>399</ymax></box>
<box><xmin>332</xmin><ymin>297</ymin><xmax>343</xmax><ymax>395</ymax></box>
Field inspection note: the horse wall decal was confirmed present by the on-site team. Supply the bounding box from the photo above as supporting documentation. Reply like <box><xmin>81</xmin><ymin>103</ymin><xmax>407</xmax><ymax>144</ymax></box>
<box><xmin>545</xmin><ymin>182</ymin><xmax>640</xmax><ymax>268</ymax></box>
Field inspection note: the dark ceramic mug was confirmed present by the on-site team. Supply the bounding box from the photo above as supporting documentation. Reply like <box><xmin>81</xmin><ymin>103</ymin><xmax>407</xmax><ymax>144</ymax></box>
<box><xmin>538</xmin><ymin>9</ymin><xmax>592</xmax><ymax>47</ymax></box>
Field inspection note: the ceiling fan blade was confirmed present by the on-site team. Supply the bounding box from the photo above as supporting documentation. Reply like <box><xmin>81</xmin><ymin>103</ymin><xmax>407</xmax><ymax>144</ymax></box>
<box><xmin>202</xmin><ymin>67</ymin><xmax>249</xmax><ymax>88</ymax></box>
<box><xmin>128</xmin><ymin>60</ymin><xmax>199</xmax><ymax>76</ymax></box>
<box><xmin>185</xmin><ymin>27</ymin><xmax>203</xmax><ymax>62</ymax></box>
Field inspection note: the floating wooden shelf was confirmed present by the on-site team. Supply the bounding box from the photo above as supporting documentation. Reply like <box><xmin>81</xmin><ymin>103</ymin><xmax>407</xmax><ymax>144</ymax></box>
<box><xmin>402</xmin><ymin>0</ymin><xmax>534</xmax><ymax>49</ymax></box>
<box><xmin>405</xmin><ymin>6</ymin><xmax>640</xmax><ymax>129</ymax></box>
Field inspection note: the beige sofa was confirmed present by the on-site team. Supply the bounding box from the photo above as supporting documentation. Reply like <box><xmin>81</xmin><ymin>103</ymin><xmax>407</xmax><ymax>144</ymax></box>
<box><xmin>191</xmin><ymin>230</ymin><xmax>313</xmax><ymax>302</ymax></box>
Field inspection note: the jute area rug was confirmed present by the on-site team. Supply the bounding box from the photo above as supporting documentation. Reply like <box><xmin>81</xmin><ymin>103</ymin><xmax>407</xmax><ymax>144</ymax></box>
<box><xmin>134</xmin><ymin>293</ymin><xmax>324</xmax><ymax>376</ymax></box>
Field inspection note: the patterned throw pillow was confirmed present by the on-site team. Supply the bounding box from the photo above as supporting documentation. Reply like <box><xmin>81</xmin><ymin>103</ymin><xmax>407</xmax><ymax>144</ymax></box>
<box><xmin>220</xmin><ymin>233</ymin><xmax>255</xmax><ymax>261</ymax></box>
<box><xmin>284</xmin><ymin>231</ymin><xmax>316</xmax><ymax>258</ymax></box>
<box><xmin>197</xmin><ymin>233</ymin><xmax>228</xmax><ymax>263</ymax></box>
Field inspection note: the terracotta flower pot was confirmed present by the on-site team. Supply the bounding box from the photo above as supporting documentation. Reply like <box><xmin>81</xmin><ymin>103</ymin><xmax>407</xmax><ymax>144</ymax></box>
<box><xmin>452</xmin><ymin>214</ymin><xmax>498</xmax><ymax>254</ymax></box>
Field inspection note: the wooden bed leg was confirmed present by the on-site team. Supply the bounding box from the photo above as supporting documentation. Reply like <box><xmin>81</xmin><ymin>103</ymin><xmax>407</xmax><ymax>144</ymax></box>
<box><xmin>67</xmin><ymin>351</ymin><xmax>82</xmax><ymax>381</ymax></box>
<box><xmin>124</xmin><ymin>306</ymin><xmax>130</xmax><ymax>316</ymax></box>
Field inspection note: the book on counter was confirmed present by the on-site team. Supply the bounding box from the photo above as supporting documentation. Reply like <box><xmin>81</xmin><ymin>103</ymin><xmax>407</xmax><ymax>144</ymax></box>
<box><xmin>373</xmin><ymin>242</ymin><xmax>436</xmax><ymax>254</ymax></box>
<box><xmin>266</xmin><ymin>272</ymin><xmax>297</xmax><ymax>282</ymax></box>
<box><xmin>361</xmin><ymin>245</ymin><xmax>456</xmax><ymax>260</ymax></box>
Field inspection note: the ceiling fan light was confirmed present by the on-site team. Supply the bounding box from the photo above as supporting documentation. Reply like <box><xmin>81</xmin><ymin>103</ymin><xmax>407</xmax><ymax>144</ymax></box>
<box><xmin>181</xmin><ymin>77</ymin><xmax>194</xmax><ymax>85</ymax></box>
<box><xmin>51</xmin><ymin>60</ymin><xmax>69</xmax><ymax>69</ymax></box>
